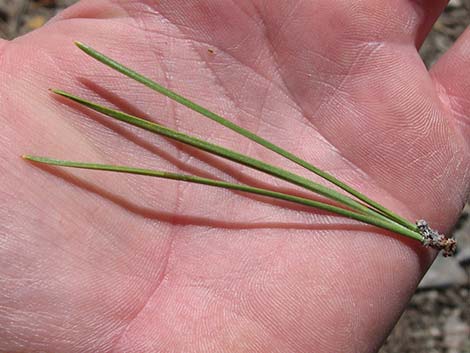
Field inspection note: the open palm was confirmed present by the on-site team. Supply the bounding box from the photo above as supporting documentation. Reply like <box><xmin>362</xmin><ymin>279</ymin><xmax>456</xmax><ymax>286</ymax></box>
<box><xmin>1</xmin><ymin>1</ymin><xmax>469</xmax><ymax>352</ymax></box>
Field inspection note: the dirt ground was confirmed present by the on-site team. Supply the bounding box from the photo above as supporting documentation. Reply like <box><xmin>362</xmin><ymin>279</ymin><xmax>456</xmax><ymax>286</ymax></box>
<box><xmin>1</xmin><ymin>1</ymin><xmax>469</xmax><ymax>352</ymax></box>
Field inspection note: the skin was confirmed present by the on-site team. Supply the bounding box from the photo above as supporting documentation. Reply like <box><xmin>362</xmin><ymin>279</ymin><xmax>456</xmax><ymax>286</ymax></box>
<box><xmin>0</xmin><ymin>0</ymin><xmax>469</xmax><ymax>352</ymax></box>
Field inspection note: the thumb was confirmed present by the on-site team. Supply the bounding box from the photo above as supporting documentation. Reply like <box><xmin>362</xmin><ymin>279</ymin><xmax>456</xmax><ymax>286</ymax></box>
<box><xmin>431</xmin><ymin>27</ymin><xmax>470</xmax><ymax>148</ymax></box>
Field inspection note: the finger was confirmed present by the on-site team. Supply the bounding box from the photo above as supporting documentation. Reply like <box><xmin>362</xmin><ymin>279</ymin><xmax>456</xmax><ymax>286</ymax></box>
<box><xmin>47</xmin><ymin>0</ymin><xmax>126</xmax><ymax>23</ymax></box>
<box><xmin>252</xmin><ymin>0</ymin><xmax>448</xmax><ymax>47</ymax></box>
<box><xmin>398</xmin><ymin>0</ymin><xmax>449</xmax><ymax>48</ymax></box>
<box><xmin>431</xmin><ymin>27</ymin><xmax>470</xmax><ymax>146</ymax></box>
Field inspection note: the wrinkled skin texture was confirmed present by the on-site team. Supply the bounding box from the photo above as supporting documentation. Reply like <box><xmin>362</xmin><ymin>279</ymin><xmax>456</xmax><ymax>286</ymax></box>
<box><xmin>1</xmin><ymin>1</ymin><xmax>469</xmax><ymax>352</ymax></box>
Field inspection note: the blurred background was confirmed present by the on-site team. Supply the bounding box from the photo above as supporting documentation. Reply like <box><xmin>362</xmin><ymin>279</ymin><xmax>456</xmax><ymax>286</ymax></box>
<box><xmin>1</xmin><ymin>0</ymin><xmax>469</xmax><ymax>352</ymax></box>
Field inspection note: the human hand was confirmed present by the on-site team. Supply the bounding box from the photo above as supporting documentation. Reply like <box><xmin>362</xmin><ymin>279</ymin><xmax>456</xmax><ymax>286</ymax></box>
<box><xmin>1</xmin><ymin>1</ymin><xmax>469</xmax><ymax>352</ymax></box>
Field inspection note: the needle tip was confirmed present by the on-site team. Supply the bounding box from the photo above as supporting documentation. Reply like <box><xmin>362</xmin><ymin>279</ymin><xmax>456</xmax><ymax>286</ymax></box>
<box><xmin>22</xmin><ymin>155</ymin><xmax>40</xmax><ymax>162</ymax></box>
<box><xmin>50</xmin><ymin>89</ymin><xmax>66</xmax><ymax>96</ymax></box>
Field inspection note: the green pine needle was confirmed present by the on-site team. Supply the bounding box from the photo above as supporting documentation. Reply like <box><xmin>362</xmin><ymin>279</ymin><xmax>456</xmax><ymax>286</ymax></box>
<box><xmin>51</xmin><ymin>88</ymin><xmax>401</xmax><ymax>228</ymax></box>
<box><xmin>74</xmin><ymin>41</ymin><xmax>416</xmax><ymax>231</ymax></box>
<box><xmin>22</xmin><ymin>155</ymin><xmax>423</xmax><ymax>242</ymax></box>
